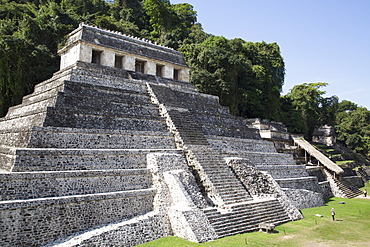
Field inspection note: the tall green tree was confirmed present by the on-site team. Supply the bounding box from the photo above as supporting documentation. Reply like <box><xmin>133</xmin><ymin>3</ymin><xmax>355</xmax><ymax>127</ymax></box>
<box><xmin>181</xmin><ymin>37</ymin><xmax>285</xmax><ymax>120</ymax></box>
<box><xmin>284</xmin><ymin>82</ymin><xmax>328</xmax><ymax>137</ymax></box>
<box><xmin>0</xmin><ymin>0</ymin><xmax>75</xmax><ymax>116</ymax></box>
<box><xmin>143</xmin><ymin>0</ymin><xmax>174</xmax><ymax>37</ymax></box>
<box><xmin>242</xmin><ymin>41</ymin><xmax>285</xmax><ymax>120</ymax></box>
<box><xmin>335</xmin><ymin>101</ymin><xmax>370</xmax><ymax>158</ymax></box>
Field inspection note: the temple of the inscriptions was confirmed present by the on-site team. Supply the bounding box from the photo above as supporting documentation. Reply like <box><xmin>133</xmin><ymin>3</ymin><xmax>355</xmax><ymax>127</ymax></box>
<box><xmin>1</xmin><ymin>23</ymin><xmax>342</xmax><ymax>246</ymax></box>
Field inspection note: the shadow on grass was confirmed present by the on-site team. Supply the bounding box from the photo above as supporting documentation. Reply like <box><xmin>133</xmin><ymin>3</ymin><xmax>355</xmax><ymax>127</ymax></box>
<box><xmin>324</xmin><ymin>198</ymin><xmax>336</xmax><ymax>204</ymax></box>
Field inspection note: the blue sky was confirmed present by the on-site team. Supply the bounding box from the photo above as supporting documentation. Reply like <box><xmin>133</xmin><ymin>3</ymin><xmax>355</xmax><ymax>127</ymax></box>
<box><xmin>170</xmin><ymin>0</ymin><xmax>370</xmax><ymax>109</ymax></box>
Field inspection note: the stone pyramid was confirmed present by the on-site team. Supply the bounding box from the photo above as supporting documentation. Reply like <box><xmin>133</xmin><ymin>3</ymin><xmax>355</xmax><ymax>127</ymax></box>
<box><xmin>0</xmin><ymin>24</ymin><xmax>324</xmax><ymax>246</ymax></box>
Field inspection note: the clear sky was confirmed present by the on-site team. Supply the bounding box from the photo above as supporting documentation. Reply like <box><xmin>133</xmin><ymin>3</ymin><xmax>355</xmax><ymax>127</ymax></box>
<box><xmin>170</xmin><ymin>0</ymin><xmax>370</xmax><ymax>109</ymax></box>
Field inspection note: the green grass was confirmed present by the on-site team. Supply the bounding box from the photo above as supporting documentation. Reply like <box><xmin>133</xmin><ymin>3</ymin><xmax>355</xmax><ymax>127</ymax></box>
<box><xmin>336</xmin><ymin>160</ymin><xmax>355</xmax><ymax>166</ymax></box>
<box><xmin>331</xmin><ymin>154</ymin><xmax>342</xmax><ymax>157</ymax></box>
<box><xmin>138</xmin><ymin>184</ymin><xmax>370</xmax><ymax>247</ymax></box>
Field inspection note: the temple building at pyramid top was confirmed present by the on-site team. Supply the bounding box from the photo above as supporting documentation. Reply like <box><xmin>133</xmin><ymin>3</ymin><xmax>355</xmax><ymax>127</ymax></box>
<box><xmin>58</xmin><ymin>23</ymin><xmax>190</xmax><ymax>82</ymax></box>
<box><xmin>0</xmin><ymin>24</ymin><xmax>355</xmax><ymax>247</ymax></box>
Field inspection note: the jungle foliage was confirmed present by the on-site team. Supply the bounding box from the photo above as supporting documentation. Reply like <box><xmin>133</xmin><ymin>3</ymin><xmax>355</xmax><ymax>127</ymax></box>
<box><xmin>284</xmin><ymin>83</ymin><xmax>370</xmax><ymax>158</ymax></box>
<box><xmin>0</xmin><ymin>0</ymin><xmax>369</xmax><ymax>158</ymax></box>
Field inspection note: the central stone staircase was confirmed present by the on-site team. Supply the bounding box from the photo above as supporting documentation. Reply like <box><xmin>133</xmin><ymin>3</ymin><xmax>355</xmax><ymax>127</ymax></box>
<box><xmin>203</xmin><ymin>198</ymin><xmax>291</xmax><ymax>238</ymax></box>
<box><xmin>149</xmin><ymin>84</ymin><xmax>253</xmax><ymax>206</ymax></box>
<box><xmin>148</xmin><ymin>82</ymin><xmax>300</xmax><ymax>235</ymax></box>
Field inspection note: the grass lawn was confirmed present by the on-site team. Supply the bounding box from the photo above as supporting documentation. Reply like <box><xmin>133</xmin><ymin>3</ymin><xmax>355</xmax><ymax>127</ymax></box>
<box><xmin>336</xmin><ymin>160</ymin><xmax>355</xmax><ymax>166</ymax></box>
<box><xmin>138</xmin><ymin>183</ymin><xmax>370</xmax><ymax>247</ymax></box>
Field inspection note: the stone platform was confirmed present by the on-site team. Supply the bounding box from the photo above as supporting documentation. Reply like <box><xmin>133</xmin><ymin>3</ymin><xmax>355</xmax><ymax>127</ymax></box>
<box><xmin>0</xmin><ymin>24</ymin><xmax>322</xmax><ymax>246</ymax></box>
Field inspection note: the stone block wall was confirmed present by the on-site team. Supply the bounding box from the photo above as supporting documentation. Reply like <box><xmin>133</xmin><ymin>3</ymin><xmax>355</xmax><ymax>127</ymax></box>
<box><xmin>27</xmin><ymin>127</ymin><xmax>175</xmax><ymax>149</ymax></box>
<box><xmin>319</xmin><ymin>181</ymin><xmax>334</xmax><ymax>198</ymax></box>
<box><xmin>0</xmin><ymin>169</ymin><xmax>151</xmax><ymax>200</ymax></box>
<box><xmin>224</xmin><ymin>158</ymin><xmax>302</xmax><ymax>221</ymax></box>
<box><xmin>342</xmin><ymin>176</ymin><xmax>364</xmax><ymax>188</ymax></box>
<box><xmin>207</xmin><ymin>135</ymin><xmax>277</xmax><ymax>153</ymax></box>
<box><xmin>258</xmin><ymin>165</ymin><xmax>309</xmax><ymax>179</ymax></box>
<box><xmin>276</xmin><ymin>177</ymin><xmax>322</xmax><ymax>193</ymax></box>
<box><xmin>283</xmin><ymin>188</ymin><xmax>324</xmax><ymax>209</ymax></box>
<box><xmin>0</xmin><ymin>189</ymin><xmax>155</xmax><ymax>246</ymax></box>
<box><xmin>53</xmin><ymin>212</ymin><xmax>173</xmax><ymax>247</ymax></box>
<box><xmin>306</xmin><ymin>166</ymin><xmax>327</xmax><ymax>182</ymax></box>
<box><xmin>11</xmin><ymin>149</ymin><xmax>182</xmax><ymax>172</ymax></box>
<box><xmin>234</xmin><ymin>152</ymin><xmax>296</xmax><ymax>166</ymax></box>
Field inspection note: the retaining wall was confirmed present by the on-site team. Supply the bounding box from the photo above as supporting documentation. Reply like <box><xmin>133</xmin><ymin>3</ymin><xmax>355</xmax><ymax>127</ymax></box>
<box><xmin>0</xmin><ymin>189</ymin><xmax>155</xmax><ymax>246</ymax></box>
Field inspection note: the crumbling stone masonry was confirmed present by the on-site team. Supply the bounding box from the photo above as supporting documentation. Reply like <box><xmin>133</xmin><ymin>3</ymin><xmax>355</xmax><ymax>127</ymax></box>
<box><xmin>0</xmin><ymin>24</ymin><xmax>324</xmax><ymax>246</ymax></box>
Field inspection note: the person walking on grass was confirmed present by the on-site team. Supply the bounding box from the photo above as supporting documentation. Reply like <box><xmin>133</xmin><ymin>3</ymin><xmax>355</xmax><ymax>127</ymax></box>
<box><xmin>364</xmin><ymin>189</ymin><xmax>367</xmax><ymax>197</ymax></box>
<box><xmin>331</xmin><ymin>208</ymin><xmax>335</xmax><ymax>221</ymax></box>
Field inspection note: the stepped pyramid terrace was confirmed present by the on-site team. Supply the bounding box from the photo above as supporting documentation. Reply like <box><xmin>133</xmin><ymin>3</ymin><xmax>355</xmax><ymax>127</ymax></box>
<box><xmin>0</xmin><ymin>24</ymin><xmax>336</xmax><ymax>246</ymax></box>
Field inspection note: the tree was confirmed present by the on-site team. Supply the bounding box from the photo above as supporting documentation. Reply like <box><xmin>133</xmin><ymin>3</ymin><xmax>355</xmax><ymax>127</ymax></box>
<box><xmin>143</xmin><ymin>0</ymin><xmax>175</xmax><ymax>38</ymax></box>
<box><xmin>284</xmin><ymin>82</ymin><xmax>328</xmax><ymax>138</ymax></box>
<box><xmin>0</xmin><ymin>0</ymin><xmax>75</xmax><ymax>116</ymax></box>
<box><xmin>335</xmin><ymin>101</ymin><xmax>370</xmax><ymax>158</ymax></box>
<box><xmin>181</xmin><ymin>37</ymin><xmax>285</xmax><ymax>120</ymax></box>
<box><xmin>242</xmin><ymin>41</ymin><xmax>285</xmax><ymax>120</ymax></box>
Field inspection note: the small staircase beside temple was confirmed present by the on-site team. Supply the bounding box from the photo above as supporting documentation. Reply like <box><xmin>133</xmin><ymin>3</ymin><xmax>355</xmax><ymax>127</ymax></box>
<box><xmin>333</xmin><ymin>178</ymin><xmax>363</xmax><ymax>198</ymax></box>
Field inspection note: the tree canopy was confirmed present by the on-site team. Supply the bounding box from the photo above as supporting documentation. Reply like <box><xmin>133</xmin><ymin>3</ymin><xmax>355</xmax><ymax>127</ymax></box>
<box><xmin>283</xmin><ymin>82</ymin><xmax>370</xmax><ymax>159</ymax></box>
<box><xmin>181</xmin><ymin>37</ymin><xmax>285</xmax><ymax>120</ymax></box>
<box><xmin>0</xmin><ymin>0</ymin><xmax>368</xmax><ymax>159</ymax></box>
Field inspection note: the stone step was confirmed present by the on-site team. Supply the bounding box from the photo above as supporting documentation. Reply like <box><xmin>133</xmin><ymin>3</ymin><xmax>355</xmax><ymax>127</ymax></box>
<box><xmin>216</xmin><ymin>217</ymin><xmax>291</xmax><ymax>238</ymax></box>
<box><xmin>334</xmin><ymin>179</ymin><xmax>363</xmax><ymax>198</ymax></box>
<box><xmin>203</xmin><ymin>200</ymin><xmax>291</xmax><ymax>237</ymax></box>
<box><xmin>275</xmin><ymin>177</ymin><xmax>322</xmax><ymax>193</ymax></box>
<box><xmin>50</xmin><ymin>101</ymin><xmax>162</xmax><ymax>121</ymax></box>
<box><xmin>69</xmin><ymin>62</ymin><xmax>147</xmax><ymax>92</ymax></box>
<box><xmin>171</xmin><ymin>92</ymin><xmax>227</xmax><ymax>111</ymax></box>
<box><xmin>9</xmin><ymin>148</ymin><xmax>183</xmax><ymax>172</ymax></box>
<box><xmin>43</xmin><ymin>107</ymin><xmax>168</xmax><ymax>132</ymax></box>
<box><xmin>32</xmin><ymin>75</ymin><xmax>66</xmax><ymax>94</ymax></box>
<box><xmin>0</xmin><ymin>169</ymin><xmax>152</xmax><ymax>200</ymax></box>
<box><xmin>256</xmin><ymin>165</ymin><xmax>309</xmax><ymax>179</ymax></box>
<box><xmin>211</xmin><ymin>179</ymin><xmax>246</xmax><ymax>186</ymax></box>
<box><xmin>215</xmin><ymin>188</ymin><xmax>250</xmax><ymax>195</ymax></box>
<box><xmin>206</xmin><ymin>204</ymin><xmax>283</xmax><ymax>222</ymax></box>
<box><xmin>206</xmin><ymin>135</ymin><xmax>276</xmax><ymax>153</ymax></box>
<box><xmin>26</xmin><ymin>127</ymin><xmax>176</xmax><ymax>149</ymax></box>
<box><xmin>211</xmin><ymin>211</ymin><xmax>289</xmax><ymax>230</ymax></box>
<box><xmin>62</xmin><ymin>80</ymin><xmax>150</xmax><ymax>100</ymax></box>
<box><xmin>0</xmin><ymin>109</ymin><xmax>47</xmax><ymax>133</ymax></box>
<box><xmin>7</xmin><ymin>95</ymin><xmax>58</xmax><ymax>119</ymax></box>
<box><xmin>216</xmin><ymin>193</ymin><xmax>251</xmax><ymax>201</ymax></box>
<box><xmin>202</xmin><ymin>125</ymin><xmax>261</xmax><ymax>139</ymax></box>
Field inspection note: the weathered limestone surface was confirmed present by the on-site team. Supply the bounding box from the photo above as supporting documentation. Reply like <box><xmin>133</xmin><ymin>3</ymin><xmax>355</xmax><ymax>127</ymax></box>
<box><xmin>0</xmin><ymin>24</ymin><xmax>327</xmax><ymax>246</ymax></box>
<box><xmin>0</xmin><ymin>189</ymin><xmax>155</xmax><ymax>246</ymax></box>
<box><xmin>53</xmin><ymin>212</ymin><xmax>172</xmax><ymax>247</ymax></box>
<box><xmin>207</xmin><ymin>135</ymin><xmax>324</xmax><ymax>209</ymax></box>
<box><xmin>225</xmin><ymin>157</ymin><xmax>302</xmax><ymax>220</ymax></box>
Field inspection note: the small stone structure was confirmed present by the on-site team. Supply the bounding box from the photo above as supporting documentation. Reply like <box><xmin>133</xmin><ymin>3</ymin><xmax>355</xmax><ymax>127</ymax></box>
<box><xmin>0</xmin><ymin>24</ymin><xmax>327</xmax><ymax>246</ymax></box>
<box><xmin>246</xmin><ymin>118</ymin><xmax>290</xmax><ymax>140</ymax></box>
<box><xmin>248</xmin><ymin>119</ymin><xmax>364</xmax><ymax>200</ymax></box>
<box><xmin>312</xmin><ymin>125</ymin><xmax>336</xmax><ymax>146</ymax></box>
